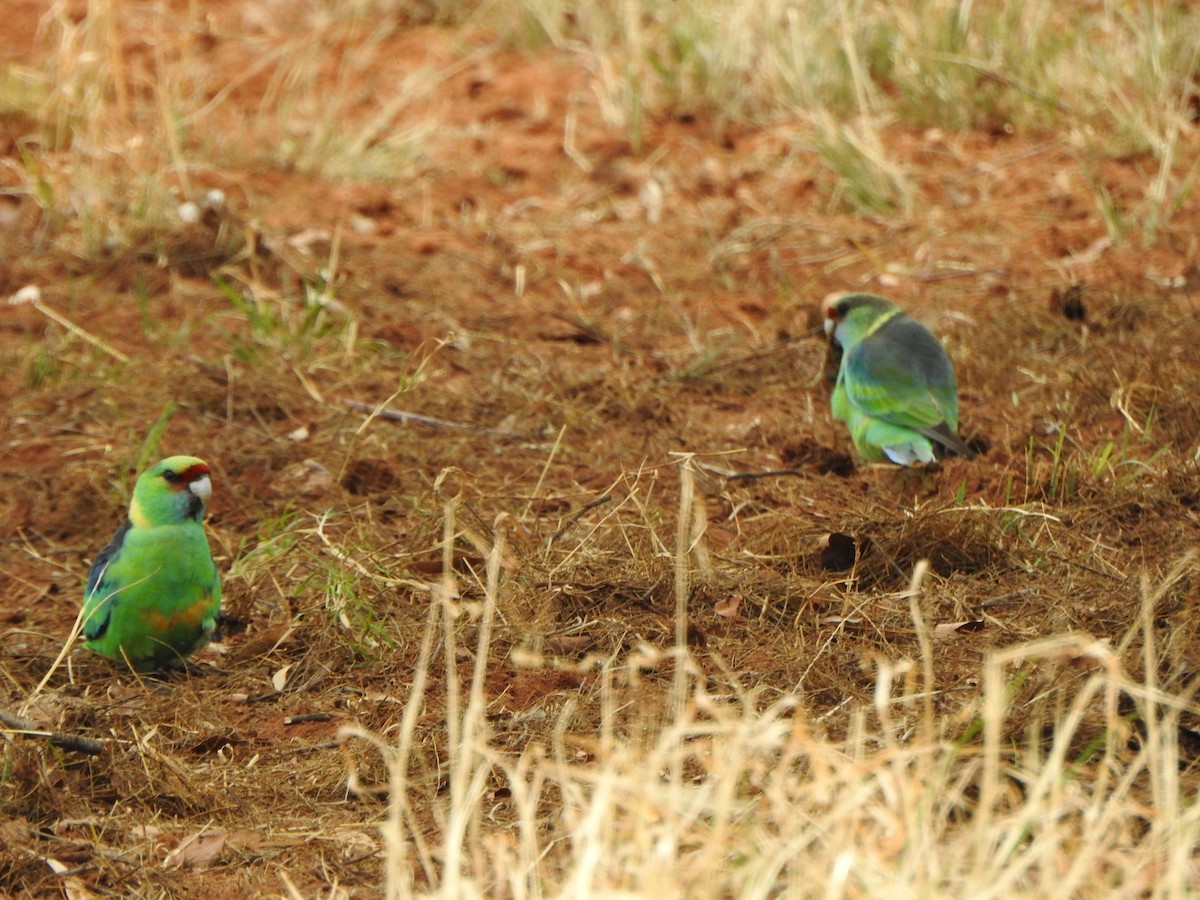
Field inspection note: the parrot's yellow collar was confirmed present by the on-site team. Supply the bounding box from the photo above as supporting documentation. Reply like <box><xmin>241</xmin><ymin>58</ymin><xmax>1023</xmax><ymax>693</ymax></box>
<box><xmin>129</xmin><ymin>497</ymin><xmax>150</xmax><ymax>529</ymax></box>
<box><xmin>862</xmin><ymin>306</ymin><xmax>902</xmax><ymax>340</ymax></box>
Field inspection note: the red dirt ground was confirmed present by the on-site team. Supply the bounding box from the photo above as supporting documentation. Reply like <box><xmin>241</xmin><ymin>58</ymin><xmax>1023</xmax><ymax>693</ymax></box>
<box><xmin>3</xmin><ymin>2</ymin><xmax>1200</xmax><ymax>895</ymax></box>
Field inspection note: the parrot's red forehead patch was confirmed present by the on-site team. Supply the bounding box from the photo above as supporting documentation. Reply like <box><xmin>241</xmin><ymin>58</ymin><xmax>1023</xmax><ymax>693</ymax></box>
<box><xmin>821</xmin><ymin>293</ymin><xmax>848</xmax><ymax>320</ymax></box>
<box><xmin>163</xmin><ymin>462</ymin><xmax>211</xmax><ymax>488</ymax></box>
<box><xmin>179</xmin><ymin>462</ymin><xmax>211</xmax><ymax>482</ymax></box>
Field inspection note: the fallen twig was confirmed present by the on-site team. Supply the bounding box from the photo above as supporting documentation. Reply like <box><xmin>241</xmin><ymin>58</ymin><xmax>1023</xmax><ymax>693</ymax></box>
<box><xmin>0</xmin><ymin>708</ymin><xmax>105</xmax><ymax>756</ymax></box>
<box><xmin>695</xmin><ymin>461</ymin><xmax>808</xmax><ymax>481</ymax></box>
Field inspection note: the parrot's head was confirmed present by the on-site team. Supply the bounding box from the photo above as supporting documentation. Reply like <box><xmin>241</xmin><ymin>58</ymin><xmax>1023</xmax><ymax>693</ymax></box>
<box><xmin>129</xmin><ymin>456</ymin><xmax>213</xmax><ymax>527</ymax></box>
<box><xmin>821</xmin><ymin>292</ymin><xmax>899</xmax><ymax>351</ymax></box>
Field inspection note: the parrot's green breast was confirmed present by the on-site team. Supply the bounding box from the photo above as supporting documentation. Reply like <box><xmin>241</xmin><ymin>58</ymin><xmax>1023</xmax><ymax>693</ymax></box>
<box><xmin>83</xmin><ymin>521</ymin><xmax>220</xmax><ymax>671</ymax></box>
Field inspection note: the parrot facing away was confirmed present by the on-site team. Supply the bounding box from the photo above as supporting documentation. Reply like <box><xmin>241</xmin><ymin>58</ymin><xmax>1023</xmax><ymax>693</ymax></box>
<box><xmin>822</xmin><ymin>292</ymin><xmax>973</xmax><ymax>465</ymax></box>
<box><xmin>81</xmin><ymin>456</ymin><xmax>221</xmax><ymax>671</ymax></box>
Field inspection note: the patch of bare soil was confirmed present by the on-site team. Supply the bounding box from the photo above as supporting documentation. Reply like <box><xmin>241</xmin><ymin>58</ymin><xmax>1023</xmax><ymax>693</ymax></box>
<box><xmin>3</xmin><ymin>5</ymin><xmax>1200</xmax><ymax>896</ymax></box>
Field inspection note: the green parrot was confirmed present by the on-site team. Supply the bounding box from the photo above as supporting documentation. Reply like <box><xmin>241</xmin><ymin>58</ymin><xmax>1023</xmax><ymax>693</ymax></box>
<box><xmin>81</xmin><ymin>456</ymin><xmax>221</xmax><ymax>671</ymax></box>
<box><xmin>823</xmin><ymin>292</ymin><xmax>973</xmax><ymax>465</ymax></box>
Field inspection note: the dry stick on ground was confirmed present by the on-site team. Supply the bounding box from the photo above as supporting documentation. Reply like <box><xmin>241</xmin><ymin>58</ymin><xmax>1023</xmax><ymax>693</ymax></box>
<box><xmin>0</xmin><ymin>708</ymin><xmax>105</xmax><ymax>756</ymax></box>
<box><xmin>697</xmin><ymin>462</ymin><xmax>809</xmax><ymax>481</ymax></box>
<box><xmin>341</xmin><ymin>399</ymin><xmax>523</xmax><ymax>437</ymax></box>
<box><xmin>10</xmin><ymin>291</ymin><xmax>131</xmax><ymax>364</ymax></box>
<box><xmin>681</xmin><ymin>336</ymin><xmax>816</xmax><ymax>378</ymax></box>
<box><xmin>342</xmin><ymin>399</ymin><xmax>478</xmax><ymax>431</ymax></box>
<box><xmin>549</xmin><ymin>311</ymin><xmax>617</xmax><ymax>346</ymax></box>
<box><xmin>548</xmin><ymin>493</ymin><xmax>614</xmax><ymax>543</ymax></box>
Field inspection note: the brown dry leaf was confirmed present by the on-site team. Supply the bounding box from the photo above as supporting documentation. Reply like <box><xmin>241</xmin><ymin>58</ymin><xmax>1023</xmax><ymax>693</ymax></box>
<box><xmin>818</xmin><ymin>532</ymin><xmax>857</xmax><ymax>571</ymax></box>
<box><xmin>545</xmin><ymin>634</ymin><xmax>595</xmax><ymax>654</ymax></box>
<box><xmin>280</xmin><ymin>458</ymin><xmax>334</xmax><ymax>496</ymax></box>
<box><xmin>164</xmin><ymin>829</ymin><xmax>227</xmax><ymax>869</ymax></box>
<box><xmin>1049</xmin><ymin>284</ymin><xmax>1086</xmax><ymax>321</ymax></box>
<box><xmin>105</xmin><ymin>683</ymin><xmax>150</xmax><ymax>717</ymax></box>
<box><xmin>226</xmin><ymin>828</ymin><xmax>270</xmax><ymax>854</ymax></box>
<box><xmin>714</xmin><ymin>594</ymin><xmax>742</xmax><ymax>619</ymax></box>
<box><xmin>408</xmin><ymin>552</ymin><xmax>484</xmax><ymax>576</ymax></box>
<box><xmin>934</xmin><ymin>620</ymin><xmax>986</xmax><ymax>638</ymax></box>
<box><xmin>0</xmin><ymin>816</ymin><xmax>31</xmax><ymax>847</ymax></box>
<box><xmin>43</xmin><ymin>856</ymin><xmax>101</xmax><ymax>900</ymax></box>
<box><xmin>62</xmin><ymin>880</ymin><xmax>101</xmax><ymax>900</ymax></box>
<box><xmin>332</xmin><ymin>829</ymin><xmax>379</xmax><ymax>858</ymax></box>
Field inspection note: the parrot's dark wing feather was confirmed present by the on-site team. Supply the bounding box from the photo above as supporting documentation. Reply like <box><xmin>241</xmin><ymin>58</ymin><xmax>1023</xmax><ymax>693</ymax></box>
<box><xmin>83</xmin><ymin>519</ymin><xmax>131</xmax><ymax>639</ymax></box>
<box><xmin>881</xmin><ymin>318</ymin><xmax>974</xmax><ymax>457</ymax></box>
<box><xmin>923</xmin><ymin>421</ymin><xmax>975</xmax><ymax>459</ymax></box>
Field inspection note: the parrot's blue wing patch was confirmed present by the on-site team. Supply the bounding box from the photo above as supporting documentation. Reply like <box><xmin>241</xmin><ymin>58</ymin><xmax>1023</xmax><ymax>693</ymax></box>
<box><xmin>82</xmin><ymin>519</ymin><xmax>131</xmax><ymax>640</ymax></box>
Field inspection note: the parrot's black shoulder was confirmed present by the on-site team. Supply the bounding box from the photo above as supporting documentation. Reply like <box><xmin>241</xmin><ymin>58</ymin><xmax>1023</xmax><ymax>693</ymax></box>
<box><xmin>86</xmin><ymin>518</ymin><xmax>132</xmax><ymax>596</ymax></box>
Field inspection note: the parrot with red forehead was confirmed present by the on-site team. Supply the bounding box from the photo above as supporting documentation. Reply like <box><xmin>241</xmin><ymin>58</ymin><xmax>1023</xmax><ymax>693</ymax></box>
<box><xmin>81</xmin><ymin>456</ymin><xmax>221</xmax><ymax>671</ymax></box>
<box><xmin>822</xmin><ymin>292</ymin><xmax>973</xmax><ymax>465</ymax></box>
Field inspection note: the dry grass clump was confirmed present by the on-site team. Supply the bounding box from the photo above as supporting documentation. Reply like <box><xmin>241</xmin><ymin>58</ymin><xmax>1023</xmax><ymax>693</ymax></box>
<box><xmin>482</xmin><ymin>0</ymin><xmax>1200</xmax><ymax>221</ymax></box>
<box><xmin>4</xmin><ymin>0</ymin><xmax>1198</xmax><ymax>262</ymax></box>
<box><xmin>339</xmin><ymin>539</ymin><xmax>1200</xmax><ymax>897</ymax></box>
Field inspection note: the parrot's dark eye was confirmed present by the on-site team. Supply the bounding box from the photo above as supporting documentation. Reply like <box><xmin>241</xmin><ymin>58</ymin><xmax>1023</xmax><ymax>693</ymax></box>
<box><xmin>162</xmin><ymin>470</ymin><xmax>182</xmax><ymax>484</ymax></box>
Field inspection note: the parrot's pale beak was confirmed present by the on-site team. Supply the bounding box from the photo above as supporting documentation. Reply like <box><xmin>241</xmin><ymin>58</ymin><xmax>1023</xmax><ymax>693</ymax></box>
<box><xmin>189</xmin><ymin>475</ymin><xmax>212</xmax><ymax>502</ymax></box>
<box><xmin>820</xmin><ymin>292</ymin><xmax>844</xmax><ymax>337</ymax></box>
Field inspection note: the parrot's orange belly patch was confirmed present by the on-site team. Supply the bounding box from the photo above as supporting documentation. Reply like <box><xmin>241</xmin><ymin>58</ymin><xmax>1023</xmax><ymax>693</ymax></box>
<box><xmin>144</xmin><ymin>598</ymin><xmax>211</xmax><ymax>633</ymax></box>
